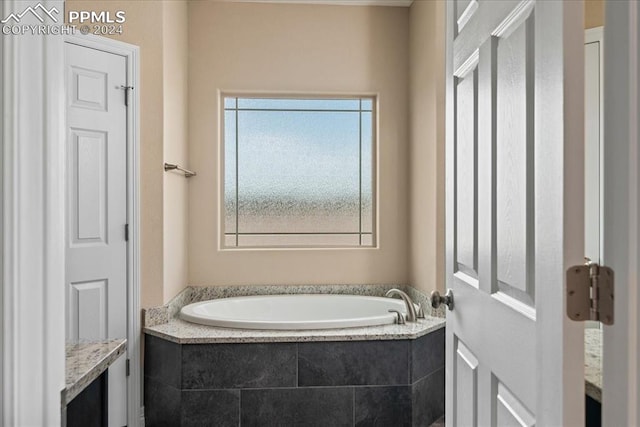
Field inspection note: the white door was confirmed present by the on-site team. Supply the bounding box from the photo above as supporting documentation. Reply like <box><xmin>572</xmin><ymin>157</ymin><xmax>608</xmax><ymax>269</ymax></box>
<box><xmin>445</xmin><ymin>1</ymin><xmax>585</xmax><ymax>425</ymax></box>
<box><xmin>65</xmin><ymin>42</ymin><xmax>128</xmax><ymax>427</ymax></box>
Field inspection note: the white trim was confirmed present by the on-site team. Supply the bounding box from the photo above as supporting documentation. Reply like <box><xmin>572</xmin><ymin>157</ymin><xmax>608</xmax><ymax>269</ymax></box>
<box><xmin>64</xmin><ymin>33</ymin><xmax>142</xmax><ymax>427</ymax></box>
<box><xmin>585</xmin><ymin>26</ymin><xmax>604</xmax><ymax>265</ymax></box>
<box><xmin>453</xmin><ymin>48</ymin><xmax>478</xmax><ymax>79</ymax></box>
<box><xmin>602</xmin><ymin>2</ymin><xmax>640</xmax><ymax>426</ymax></box>
<box><xmin>456</xmin><ymin>0</ymin><xmax>478</xmax><ymax>33</ymax></box>
<box><xmin>2</xmin><ymin>0</ymin><xmax>66</xmax><ymax>425</ymax></box>
<box><xmin>214</xmin><ymin>0</ymin><xmax>413</xmax><ymax>6</ymax></box>
<box><xmin>491</xmin><ymin>0</ymin><xmax>535</xmax><ymax>39</ymax></box>
<box><xmin>585</xmin><ymin>26</ymin><xmax>604</xmax><ymax>43</ymax></box>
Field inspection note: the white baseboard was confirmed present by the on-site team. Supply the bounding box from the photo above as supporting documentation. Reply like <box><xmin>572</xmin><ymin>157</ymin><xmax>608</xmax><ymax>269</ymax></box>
<box><xmin>140</xmin><ymin>406</ymin><xmax>145</xmax><ymax>426</ymax></box>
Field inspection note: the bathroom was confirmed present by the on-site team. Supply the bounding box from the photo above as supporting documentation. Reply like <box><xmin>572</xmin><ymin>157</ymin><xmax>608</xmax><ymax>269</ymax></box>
<box><xmin>2</xmin><ymin>0</ymin><xmax>636</xmax><ymax>425</ymax></box>
<box><xmin>61</xmin><ymin>1</ymin><xmax>447</xmax><ymax>425</ymax></box>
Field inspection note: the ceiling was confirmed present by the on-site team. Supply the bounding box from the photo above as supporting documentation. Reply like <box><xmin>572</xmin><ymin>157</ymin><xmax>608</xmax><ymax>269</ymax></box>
<box><xmin>215</xmin><ymin>0</ymin><xmax>414</xmax><ymax>7</ymax></box>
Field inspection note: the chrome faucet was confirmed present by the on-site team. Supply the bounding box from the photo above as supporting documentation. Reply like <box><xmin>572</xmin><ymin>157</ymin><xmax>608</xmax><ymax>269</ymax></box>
<box><xmin>385</xmin><ymin>289</ymin><xmax>418</xmax><ymax>322</ymax></box>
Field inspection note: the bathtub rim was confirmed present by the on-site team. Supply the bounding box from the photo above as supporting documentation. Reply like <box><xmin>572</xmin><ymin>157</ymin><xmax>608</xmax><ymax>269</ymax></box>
<box><xmin>179</xmin><ymin>294</ymin><xmax>410</xmax><ymax>330</ymax></box>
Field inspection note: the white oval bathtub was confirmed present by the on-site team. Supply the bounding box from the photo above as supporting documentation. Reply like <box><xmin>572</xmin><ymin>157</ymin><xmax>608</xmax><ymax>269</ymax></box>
<box><xmin>180</xmin><ymin>294</ymin><xmax>410</xmax><ymax>330</ymax></box>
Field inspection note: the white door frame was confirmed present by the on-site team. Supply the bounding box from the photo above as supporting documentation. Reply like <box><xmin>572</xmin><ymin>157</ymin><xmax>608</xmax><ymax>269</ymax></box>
<box><xmin>584</xmin><ymin>26</ymin><xmax>604</xmax><ymax>268</ymax></box>
<box><xmin>602</xmin><ymin>1</ymin><xmax>640</xmax><ymax>426</ymax></box>
<box><xmin>1</xmin><ymin>0</ymin><xmax>66</xmax><ymax>425</ymax></box>
<box><xmin>64</xmin><ymin>33</ymin><xmax>142</xmax><ymax>427</ymax></box>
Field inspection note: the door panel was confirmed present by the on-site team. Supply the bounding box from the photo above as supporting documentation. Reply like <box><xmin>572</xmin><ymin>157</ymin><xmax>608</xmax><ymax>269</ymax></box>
<box><xmin>446</xmin><ymin>1</ymin><xmax>584</xmax><ymax>425</ymax></box>
<box><xmin>495</xmin><ymin>11</ymin><xmax>534</xmax><ymax>306</ymax></box>
<box><xmin>69</xmin><ymin>129</ymin><xmax>108</xmax><ymax>245</ymax></box>
<box><xmin>454</xmin><ymin>338</ymin><xmax>479</xmax><ymax>426</ymax></box>
<box><xmin>455</xmin><ymin>67</ymin><xmax>478</xmax><ymax>278</ymax></box>
<box><xmin>69</xmin><ymin>279</ymin><xmax>108</xmax><ymax>340</ymax></box>
<box><xmin>70</xmin><ymin>66</ymin><xmax>108</xmax><ymax>111</ymax></box>
<box><xmin>495</xmin><ymin>382</ymin><xmax>535</xmax><ymax>427</ymax></box>
<box><xmin>66</xmin><ymin>42</ymin><xmax>128</xmax><ymax>427</ymax></box>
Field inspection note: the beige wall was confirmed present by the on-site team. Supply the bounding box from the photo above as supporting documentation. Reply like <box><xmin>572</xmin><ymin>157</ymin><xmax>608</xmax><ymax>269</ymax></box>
<box><xmin>408</xmin><ymin>0</ymin><xmax>446</xmax><ymax>294</ymax></box>
<box><xmin>60</xmin><ymin>0</ymin><xmax>604</xmax><ymax>304</ymax></box>
<box><xmin>585</xmin><ymin>0</ymin><xmax>604</xmax><ymax>29</ymax></box>
<box><xmin>66</xmin><ymin>0</ymin><xmax>166</xmax><ymax>308</ymax></box>
<box><xmin>187</xmin><ymin>2</ymin><xmax>410</xmax><ymax>286</ymax></box>
<box><xmin>65</xmin><ymin>0</ymin><xmax>191</xmax><ymax>307</ymax></box>
<box><xmin>162</xmin><ymin>0</ymin><xmax>190</xmax><ymax>303</ymax></box>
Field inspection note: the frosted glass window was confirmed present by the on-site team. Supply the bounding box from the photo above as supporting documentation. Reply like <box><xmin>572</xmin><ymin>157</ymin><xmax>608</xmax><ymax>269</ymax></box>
<box><xmin>223</xmin><ymin>96</ymin><xmax>376</xmax><ymax>248</ymax></box>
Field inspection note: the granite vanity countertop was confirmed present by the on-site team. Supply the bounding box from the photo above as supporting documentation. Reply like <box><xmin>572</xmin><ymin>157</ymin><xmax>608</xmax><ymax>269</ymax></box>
<box><xmin>144</xmin><ymin>316</ymin><xmax>445</xmax><ymax>344</ymax></box>
<box><xmin>584</xmin><ymin>328</ymin><xmax>602</xmax><ymax>403</ymax></box>
<box><xmin>64</xmin><ymin>339</ymin><xmax>127</xmax><ymax>405</ymax></box>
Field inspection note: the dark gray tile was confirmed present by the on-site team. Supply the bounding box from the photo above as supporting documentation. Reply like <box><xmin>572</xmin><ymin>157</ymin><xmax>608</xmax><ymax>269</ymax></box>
<box><xmin>298</xmin><ymin>340</ymin><xmax>409</xmax><ymax>386</ymax></box>
<box><xmin>181</xmin><ymin>389</ymin><xmax>240</xmax><ymax>427</ymax></box>
<box><xmin>241</xmin><ymin>387</ymin><xmax>353</xmax><ymax>427</ymax></box>
<box><xmin>182</xmin><ymin>343</ymin><xmax>296</xmax><ymax>389</ymax></box>
<box><xmin>411</xmin><ymin>328</ymin><xmax>445</xmax><ymax>383</ymax></box>
<box><xmin>412</xmin><ymin>368</ymin><xmax>445</xmax><ymax>427</ymax></box>
<box><xmin>355</xmin><ymin>385</ymin><xmax>412</xmax><ymax>427</ymax></box>
<box><xmin>145</xmin><ymin>334</ymin><xmax>182</xmax><ymax>388</ymax></box>
<box><xmin>144</xmin><ymin>377</ymin><xmax>181</xmax><ymax>427</ymax></box>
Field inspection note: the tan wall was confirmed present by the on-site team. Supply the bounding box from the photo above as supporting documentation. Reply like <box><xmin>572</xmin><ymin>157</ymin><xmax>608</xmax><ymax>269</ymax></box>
<box><xmin>187</xmin><ymin>2</ymin><xmax>410</xmax><ymax>286</ymax></box>
<box><xmin>585</xmin><ymin>0</ymin><xmax>604</xmax><ymax>29</ymax></box>
<box><xmin>408</xmin><ymin>0</ymin><xmax>446</xmax><ymax>294</ymax></box>
<box><xmin>162</xmin><ymin>0</ymin><xmax>190</xmax><ymax>302</ymax></box>
<box><xmin>65</xmin><ymin>0</ymin><xmax>166</xmax><ymax>308</ymax></box>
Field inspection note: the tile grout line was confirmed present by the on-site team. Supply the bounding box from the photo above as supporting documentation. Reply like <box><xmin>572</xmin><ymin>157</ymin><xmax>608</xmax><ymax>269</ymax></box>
<box><xmin>408</xmin><ymin>339</ymin><xmax>413</xmax><ymax>385</ymax></box>
<box><xmin>352</xmin><ymin>387</ymin><xmax>355</xmax><ymax>426</ymax></box>
<box><xmin>238</xmin><ymin>388</ymin><xmax>242</xmax><ymax>427</ymax></box>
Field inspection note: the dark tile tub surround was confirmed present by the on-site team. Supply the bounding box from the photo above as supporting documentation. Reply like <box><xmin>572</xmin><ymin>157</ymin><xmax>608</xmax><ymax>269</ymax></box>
<box><xmin>144</xmin><ymin>327</ymin><xmax>445</xmax><ymax>427</ymax></box>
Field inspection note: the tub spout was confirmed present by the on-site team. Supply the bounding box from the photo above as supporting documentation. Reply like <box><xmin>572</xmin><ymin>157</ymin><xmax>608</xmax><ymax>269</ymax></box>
<box><xmin>385</xmin><ymin>289</ymin><xmax>418</xmax><ymax>322</ymax></box>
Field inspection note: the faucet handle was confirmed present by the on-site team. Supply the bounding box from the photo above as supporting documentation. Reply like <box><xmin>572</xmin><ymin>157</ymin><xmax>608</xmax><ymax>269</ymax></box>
<box><xmin>388</xmin><ymin>309</ymin><xmax>406</xmax><ymax>325</ymax></box>
<box><xmin>416</xmin><ymin>303</ymin><xmax>426</xmax><ymax>319</ymax></box>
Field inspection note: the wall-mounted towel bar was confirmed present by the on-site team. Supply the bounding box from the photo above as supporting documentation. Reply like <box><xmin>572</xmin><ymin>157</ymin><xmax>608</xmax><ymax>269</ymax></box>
<box><xmin>164</xmin><ymin>163</ymin><xmax>196</xmax><ymax>178</ymax></box>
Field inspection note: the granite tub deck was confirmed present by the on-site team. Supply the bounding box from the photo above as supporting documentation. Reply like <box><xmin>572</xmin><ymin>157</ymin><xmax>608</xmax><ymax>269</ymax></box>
<box><xmin>143</xmin><ymin>284</ymin><xmax>445</xmax><ymax>344</ymax></box>
<box><xmin>145</xmin><ymin>315</ymin><xmax>445</xmax><ymax>344</ymax></box>
<box><xmin>143</xmin><ymin>284</ymin><xmax>445</xmax><ymax>426</ymax></box>
<box><xmin>64</xmin><ymin>339</ymin><xmax>127</xmax><ymax>405</ymax></box>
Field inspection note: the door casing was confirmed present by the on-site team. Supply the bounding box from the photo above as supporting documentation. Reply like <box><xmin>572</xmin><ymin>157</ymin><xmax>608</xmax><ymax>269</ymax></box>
<box><xmin>602</xmin><ymin>1</ymin><xmax>640</xmax><ymax>425</ymax></box>
<box><xmin>1</xmin><ymin>0</ymin><xmax>66</xmax><ymax>424</ymax></box>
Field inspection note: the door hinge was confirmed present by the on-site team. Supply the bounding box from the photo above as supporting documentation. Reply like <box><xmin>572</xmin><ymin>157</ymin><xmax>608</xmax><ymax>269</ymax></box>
<box><xmin>566</xmin><ymin>258</ymin><xmax>614</xmax><ymax>325</ymax></box>
<box><xmin>126</xmin><ymin>358</ymin><xmax>130</xmax><ymax>377</ymax></box>
<box><xmin>120</xmin><ymin>85</ymin><xmax>134</xmax><ymax>106</ymax></box>
<box><xmin>124</xmin><ymin>224</ymin><xmax>129</xmax><ymax>241</ymax></box>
